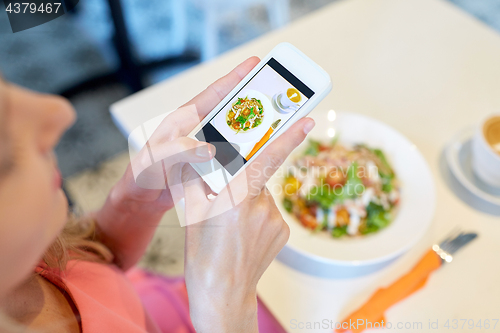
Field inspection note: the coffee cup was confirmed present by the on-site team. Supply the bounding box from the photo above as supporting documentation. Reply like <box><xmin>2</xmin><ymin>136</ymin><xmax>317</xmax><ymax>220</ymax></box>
<box><xmin>279</xmin><ymin>88</ymin><xmax>302</xmax><ymax>110</ymax></box>
<box><xmin>471</xmin><ymin>114</ymin><xmax>500</xmax><ymax>188</ymax></box>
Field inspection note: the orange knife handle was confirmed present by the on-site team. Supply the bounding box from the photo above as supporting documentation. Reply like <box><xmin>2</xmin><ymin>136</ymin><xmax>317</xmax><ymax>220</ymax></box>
<box><xmin>245</xmin><ymin>127</ymin><xmax>274</xmax><ymax>161</ymax></box>
<box><xmin>336</xmin><ymin>249</ymin><xmax>442</xmax><ymax>333</ymax></box>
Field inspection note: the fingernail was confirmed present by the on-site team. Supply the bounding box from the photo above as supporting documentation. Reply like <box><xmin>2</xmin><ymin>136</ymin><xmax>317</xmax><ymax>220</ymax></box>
<box><xmin>195</xmin><ymin>143</ymin><xmax>216</xmax><ymax>159</ymax></box>
<box><xmin>207</xmin><ymin>143</ymin><xmax>216</xmax><ymax>158</ymax></box>
<box><xmin>303</xmin><ymin>119</ymin><xmax>315</xmax><ymax>134</ymax></box>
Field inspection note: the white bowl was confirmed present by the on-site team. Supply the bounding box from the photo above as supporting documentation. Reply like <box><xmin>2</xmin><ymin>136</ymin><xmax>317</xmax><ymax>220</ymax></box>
<box><xmin>267</xmin><ymin>111</ymin><xmax>436</xmax><ymax>277</ymax></box>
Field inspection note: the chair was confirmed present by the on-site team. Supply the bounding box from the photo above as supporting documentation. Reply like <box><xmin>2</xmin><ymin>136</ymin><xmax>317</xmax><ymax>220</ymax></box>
<box><xmin>190</xmin><ymin>0</ymin><xmax>290</xmax><ymax>60</ymax></box>
<box><xmin>60</xmin><ymin>0</ymin><xmax>199</xmax><ymax>97</ymax></box>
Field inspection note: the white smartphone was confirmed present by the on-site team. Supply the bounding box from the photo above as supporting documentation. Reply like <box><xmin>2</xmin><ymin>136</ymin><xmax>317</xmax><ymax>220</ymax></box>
<box><xmin>187</xmin><ymin>42</ymin><xmax>332</xmax><ymax>193</ymax></box>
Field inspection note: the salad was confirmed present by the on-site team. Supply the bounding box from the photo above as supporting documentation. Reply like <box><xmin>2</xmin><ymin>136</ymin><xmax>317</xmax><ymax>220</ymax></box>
<box><xmin>282</xmin><ymin>140</ymin><xmax>400</xmax><ymax>238</ymax></box>
<box><xmin>226</xmin><ymin>96</ymin><xmax>264</xmax><ymax>133</ymax></box>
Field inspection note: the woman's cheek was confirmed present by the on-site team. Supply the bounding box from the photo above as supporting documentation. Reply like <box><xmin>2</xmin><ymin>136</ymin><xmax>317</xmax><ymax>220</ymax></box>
<box><xmin>19</xmin><ymin>152</ymin><xmax>64</xmax><ymax>248</ymax></box>
<box><xmin>0</xmin><ymin>155</ymin><xmax>60</xmax><ymax>296</ymax></box>
<box><xmin>37</xmin><ymin>155</ymin><xmax>68</xmax><ymax>241</ymax></box>
<box><xmin>50</xmin><ymin>188</ymin><xmax>69</xmax><ymax>234</ymax></box>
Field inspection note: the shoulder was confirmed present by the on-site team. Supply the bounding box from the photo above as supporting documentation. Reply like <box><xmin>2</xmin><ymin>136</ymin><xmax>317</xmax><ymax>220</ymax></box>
<box><xmin>2</xmin><ymin>274</ymin><xmax>80</xmax><ymax>333</ymax></box>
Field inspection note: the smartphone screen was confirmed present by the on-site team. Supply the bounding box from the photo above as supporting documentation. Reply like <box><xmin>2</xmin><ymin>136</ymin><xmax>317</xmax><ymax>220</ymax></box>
<box><xmin>195</xmin><ymin>58</ymin><xmax>315</xmax><ymax>176</ymax></box>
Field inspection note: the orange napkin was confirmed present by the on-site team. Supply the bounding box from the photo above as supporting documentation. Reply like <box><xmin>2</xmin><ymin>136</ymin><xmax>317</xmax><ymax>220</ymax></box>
<box><xmin>335</xmin><ymin>249</ymin><xmax>442</xmax><ymax>333</ymax></box>
<box><xmin>246</xmin><ymin>126</ymin><xmax>274</xmax><ymax>161</ymax></box>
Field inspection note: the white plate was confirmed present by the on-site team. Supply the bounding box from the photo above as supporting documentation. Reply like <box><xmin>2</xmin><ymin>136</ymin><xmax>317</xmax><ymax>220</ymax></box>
<box><xmin>215</xmin><ymin>89</ymin><xmax>274</xmax><ymax>144</ymax></box>
<box><xmin>268</xmin><ymin>111</ymin><xmax>436</xmax><ymax>267</ymax></box>
<box><xmin>445</xmin><ymin>126</ymin><xmax>500</xmax><ymax>206</ymax></box>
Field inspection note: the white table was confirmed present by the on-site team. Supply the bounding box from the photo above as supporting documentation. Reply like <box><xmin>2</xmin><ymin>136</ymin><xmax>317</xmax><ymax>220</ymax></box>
<box><xmin>111</xmin><ymin>0</ymin><xmax>500</xmax><ymax>331</ymax></box>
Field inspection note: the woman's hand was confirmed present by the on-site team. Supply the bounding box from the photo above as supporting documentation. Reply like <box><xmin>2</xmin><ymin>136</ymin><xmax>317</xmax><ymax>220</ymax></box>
<box><xmin>183</xmin><ymin>117</ymin><xmax>315</xmax><ymax>332</ymax></box>
<box><xmin>116</xmin><ymin>57</ymin><xmax>263</xmax><ymax>212</ymax></box>
<box><xmin>94</xmin><ymin>57</ymin><xmax>262</xmax><ymax>270</ymax></box>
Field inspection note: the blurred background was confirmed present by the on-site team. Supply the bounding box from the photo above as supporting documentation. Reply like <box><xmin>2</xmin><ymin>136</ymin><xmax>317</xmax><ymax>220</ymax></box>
<box><xmin>1</xmin><ymin>0</ymin><xmax>499</xmax><ymax>274</ymax></box>
<box><xmin>0</xmin><ymin>0</ymin><xmax>499</xmax><ymax>178</ymax></box>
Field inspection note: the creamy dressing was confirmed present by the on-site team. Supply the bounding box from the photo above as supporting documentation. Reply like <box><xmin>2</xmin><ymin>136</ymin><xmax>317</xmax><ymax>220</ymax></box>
<box><xmin>347</xmin><ymin>208</ymin><xmax>361</xmax><ymax>235</ymax></box>
<box><xmin>327</xmin><ymin>208</ymin><xmax>336</xmax><ymax>229</ymax></box>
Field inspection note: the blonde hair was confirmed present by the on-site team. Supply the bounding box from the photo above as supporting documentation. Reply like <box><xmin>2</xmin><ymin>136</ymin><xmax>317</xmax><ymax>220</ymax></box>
<box><xmin>42</xmin><ymin>214</ymin><xmax>114</xmax><ymax>271</ymax></box>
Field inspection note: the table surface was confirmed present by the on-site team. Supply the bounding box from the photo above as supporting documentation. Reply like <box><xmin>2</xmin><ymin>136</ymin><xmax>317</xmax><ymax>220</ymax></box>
<box><xmin>110</xmin><ymin>0</ymin><xmax>500</xmax><ymax>331</ymax></box>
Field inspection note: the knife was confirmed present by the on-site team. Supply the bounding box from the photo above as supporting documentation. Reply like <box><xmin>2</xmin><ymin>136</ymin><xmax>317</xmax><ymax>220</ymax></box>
<box><xmin>335</xmin><ymin>231</ymin><xmax>478</xmax><ymax>333</ymax></box>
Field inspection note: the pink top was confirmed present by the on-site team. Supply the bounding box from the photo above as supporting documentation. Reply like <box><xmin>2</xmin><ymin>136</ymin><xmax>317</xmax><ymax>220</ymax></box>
<box><xmin>37</xmin><ymin>261</ymin><xmax>285</xmax><ymax>333</ymax></box>
<box><xmin>36</xmin><ymin>260</ymin><xmax>160</xmax><ymax>333</ymax></box>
